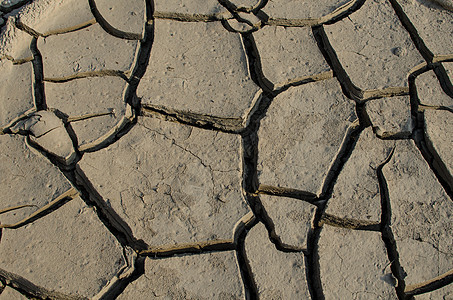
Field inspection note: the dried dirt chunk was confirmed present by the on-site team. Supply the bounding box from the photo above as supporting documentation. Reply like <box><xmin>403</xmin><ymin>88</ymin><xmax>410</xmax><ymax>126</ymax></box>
<box><xmin>9</xmin><ymin>110</ymin><xmax>77</xmax><ymax>164</ymax></box>
<box><xmin>424</xmin><ymin>109</ymin><xmax>453</xmax><ymax>182</ymax></box>
<box><xmin>260</xmin><ymin>194</ymin><xmax>315</xmax><ymax>250</ymax></box>
<box><xmin>0</xmin><ymin>287</ymin><xmax>27</xmax><ymax>300</ymax></box>
<box><xmin>118</xmin><ymin>252</ymin><xmax>244</xmax><ymax>299</ymax></box>
<box><xmin>396</xmin><ymin>0</ymin><xmax>453</xmax><ymax>58</ymax></box>
<box><xmin>318</xmin><ymin>225</ymin><xmax>397</xmax><ymax>299</ymax></box>
<box><xmin>366</xmin><ymin>96</ymin><xmax>414</xmax><ymax>138</ymax></box>
<box><xmin>416</xmin><ymin>70</ymin><xmax>453</xmax><ymax>109</ymax></box>
<box><xmin>94</xmin><ymin>0</ymin><xmax>145</xmax><ymax>36</ymax></box>
<box><xmin>257</xmin><ymin>78</ymin><xmax>357</xmax><ymax>195</ymax></box>
<box><xmin>138</xmin><ymin>20</ymin><xmax>260</xmax><ymax>119</ymax></box>
<box><xmin>0</xmin><ymin>135</ymin><xmax>72</xmax><ymax>224</ymax></box>
<box><xmin>18</xmin><ymin>0</ymin><xmax>93</xmax><ymax>35</ymax></box>
<box><xmin>262</xmin><ymin>0</ymin><xmax>351</xmax><ymax>20</ymax></box>
<box><xmin>253</xmin><ymin>25</ymin><xmax>330</xmax><ymax>88</ymax></box>
<box><xmin>45</xmin><ymin>76</ymin><xmax>127</xmax><ymax>148</ymax></box>
<box><xmin>79</xmin><ymin>117</ymin><xmax>250</xmax><ymax>246</ymax></box>
<box><xmin>0</xmin><ymin>196</ymin><xmax>124</xmax><ymax>298</ymax></box>
<box><xmin>325</xmin><ymin>0</ymin><xmax>424</xmax><ymax>91</ymax></box>
<box><xmin>383</xmin><ymin>140</ymin><xmax>453</xmax><ymax>285</ymax></box>
<box><xmin>245</xmin><ymin>223</ymin><xmax>310</xmax><ymax>299</ymax></box>
<box><xmin>326</xmin><ymin>128</ymin><xmax>395</xmax><ymax>223</ymax></box>
<box><xmin>38</xmin><ymin>23</ymin><xmax>138</xmax><ymax>78</ymax></box>
<box><xmin>0</xmin><ymin>60</ymin><xmax>33</xmax><ymax>128</ymax></box>
<box><xmin>154</xmin><ymin>0</ymin><xmax>227</xmax><ymax>15</ymax></box>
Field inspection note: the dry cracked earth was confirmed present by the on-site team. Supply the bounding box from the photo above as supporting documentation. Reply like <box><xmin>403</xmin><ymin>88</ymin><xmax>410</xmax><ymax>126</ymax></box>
<box><xmin>0</xmin><ymin>0</ymin><xmax>452</xmax><ymax>299</ymax></box>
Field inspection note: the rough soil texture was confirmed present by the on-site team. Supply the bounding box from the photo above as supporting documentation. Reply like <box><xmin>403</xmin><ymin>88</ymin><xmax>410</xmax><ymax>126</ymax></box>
<box><xmin>0</xmin><ymin>0</ymin><xmax>452</xmax><ymax>299</ymax></box>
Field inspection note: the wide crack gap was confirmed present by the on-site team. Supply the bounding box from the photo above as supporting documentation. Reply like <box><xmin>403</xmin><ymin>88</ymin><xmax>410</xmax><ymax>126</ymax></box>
<box><xmin>377</xmin><ymin>148</ymin><xmax>408</xmax><ymax>299</ymax></box>
<box><xmin>241</xmin><ymin>113</ymin><xmax>306</xmax><ymax>253</ymax></box>
<box><xmin>29</xmin><ymin>36</ymin><xmax>46</xmax><ymax>110</ymax></box>
<box><xmin>88</xmin><ymin>0</ymin><xmax>142</xmax><ymax>40</ymax></box>
<box><xmin>312</xmin><ymin>25</ymin><xmax>363</xmax><ymax>102</ymax></box>
<box><xmin>387</xmin><ymin>0</ymin><xmax>434</xmax><ymax>63</ymax></box>
<box><xmin>92</xmin><ymin>248</ymin><xmax>145</xmax><ymax>300</ymax></box>
<box><xmin>139</xmin><ymin>240</ymin><xmax>235</xmax><ymax>257</ymax></box>
<box><xmin>405</xmin><ymin>268</ymin><xmax>453</xmax><ymax>297</ymax></box>
<box><xmin>70</xmin><ymin>167</ymin><xmax>148</xmax><ymax>252</ymax></box>
<box><xmin>409</xmin><ymin>72</ymin><xmax>453</xmax><ymax>197</ymax></box>
<box><xmin>235</xmin><ymin>216</ymin><xmax>259</xmax><ymax>300</ymax></box>
<box><xmin>305</xmin><ymin>106</ymin><xmax>365</xmax><ymax>299</ymax></box>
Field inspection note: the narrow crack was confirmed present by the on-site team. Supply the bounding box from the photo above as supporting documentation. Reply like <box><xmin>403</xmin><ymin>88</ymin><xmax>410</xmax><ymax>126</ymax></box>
<box><xmin>141</xmin><ymin>104</ymin><xmax>245</xmax><ymax>134</ymax></box>
<box><xmin>0</xmin><ymin>188</ymin><xmax>78</xmax><ymax>229</ymax></box>
<box><xmin>154</xmin><ymin>11</ymin><xmax>231</xmax><ymax>22</ymax></box>
<box><xmin>0</xmin><ymin>54</ymin><xmax>33</xmax><ymax>64</ymax></box>
<box><xmin>44</xmin><ymin>69</ymin><xmax>129</xmax><ymax>83</ymax></box>
<box><xmin>257</xmin><ymin>184</ymin><xmax>318</xmax><ymax>204</ymax></box>
<box><xmin>377</xmin><ymin>147</ymin><xmax>408</xmax><ymax>299</ymax></box>
<box><xmin>318</xmin><ymin>213</ymin><xmax>381</xmax><ymax>231</ymax></box>
<box><xmin>0</xmin><ymin>268</ymin><xmax>84</xmax><ymax>300</ymax></box>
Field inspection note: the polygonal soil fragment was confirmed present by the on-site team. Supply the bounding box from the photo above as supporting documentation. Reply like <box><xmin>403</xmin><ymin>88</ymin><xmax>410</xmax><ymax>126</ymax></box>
<box><xmin>118</xmin><ymin>252</ymin><xmax>244</xmax><ymax>299</ymax></box>
<box><xmin>0</xmin><ymin>287</ymin><xmax>27</xmax><ymax>300</ymax></box>
<box><xmin>154</xmin><ymin>0</ymin><xmax>227</xmax><ymax>14</ymax></box>
<box><xmin>424</xmin><ymin>109</ymin><xmax>452</xmax><ymax>181</ymax></box>
<box><xmin>325</xmin><ymin>0</ymin><xmax>424</xmax><ymax>91</ymax></box>
<box><xmin>318</xmin><ymin>225</ymin><xmax>397</xmax><ymax>299</ymax></box>
<box><xmin>253</xmin><ymin>25</ymin><xmax>330</xmax><ymax>88</ymax></box>
<box><xmin>396</xmin><ymin>0</ymin><xmax>453</xmax><ymax>58</ymax></box>
<box><xmin>79</xmin><ymin>117</ymin><xmax>250</xmax><ymax>247</ymax></box>
<box><xmin>15</xmin><ymin>0</ymin><xmax>93</xmax><ymax>35</ymax></box>
<box><xmin>260</xmin><ymin>194</ymin><xmax>315</xmax><ymax>249</ymax></box>
<box><xmin>366</xmin><ymin>96</ymin><xmax>414</xmax><ymax>138</ymax></box>
<box><xmin>0</xmin><ymin>60</ymin><xmax>33</xmax><ymax>128</ymax></box>
<box><xmin>138</xmin><ymin>19</ymin><xmax>260</xmax><ymax>119</ymax></box>
<box><xmin>416</xmin><ymin>70</ymin><xmax>453</xmax><ymax>108</ymax></box>
<box><xmin>0</xmin><ymin>22</ymin><xmax>33</xmax><ymax>63</ymax></box>
<box><xmin>0</xmin><ymin>135</ymin><xmax>72</xmax><ymax>225</ymax></box>
<box><xmin>227</xmin><ymin>0</ymin><xmax>261</xmax><ymax>10</ymax></box>
<box><xmin>38</xmin><ymin>23</ymin><xmax>138</xmax><ymax>78</ymax></box>
<box><xmin>262</xmin><ymin>0</ymin><xmax>351</xmax><ymax>20</ymax></box>
<box><xmin>94</xmin><ymin>0</ymin><xmax>145</xmax><ymax>36</ymax></box>
<box><xmin>325</xmin><ymin>128</ymin><xmax>395</xmax><ymax>223</ymax></box>
<box><xmin>245</xmin><ymin>223</ymin><xmax>310</xmax><ymax>299</ymax></box>
<box><xmin>45</xmin><ymin>76</ymin><xmax>127</xmax><ymax>148</ymax></box>
<box><xmin>383</xmin><ymin>140</ymin><xmax>453</xmax><ymax>286</ymax></box>
<box><xmin>0</xmin><ymin>196</ymin><xmax>125</xmax><ymax>298</ymax></box>
<box><xmin>8</xmin><ymin>110</ymin><xmax>77</xmax><ymax>164</ymax></box>
<box><xmin>257</xmin><ymin>78</ymin><xmax>357</xmax><ymax>195</ymax></box>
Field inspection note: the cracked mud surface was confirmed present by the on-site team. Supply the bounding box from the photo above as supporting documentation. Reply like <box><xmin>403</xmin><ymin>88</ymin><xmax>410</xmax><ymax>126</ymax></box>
<box><xmin>0</xmin><ymin>0</ymin><xmax>452</xmax><ymax>299</ymax></box>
